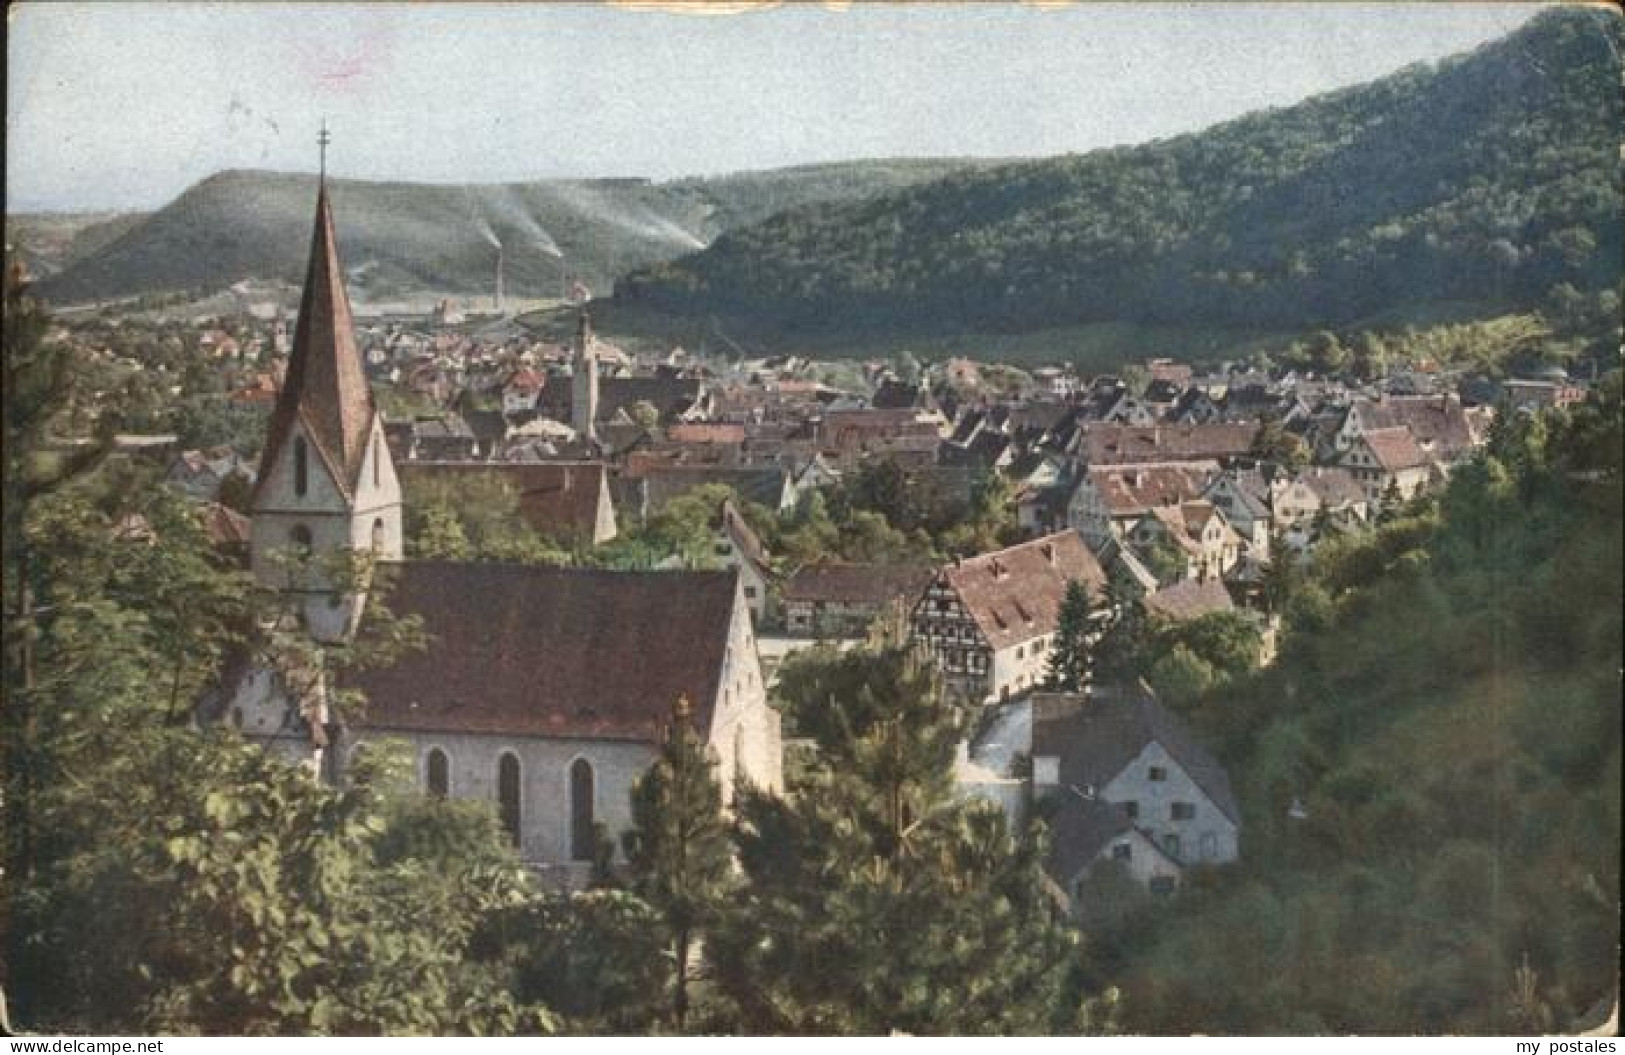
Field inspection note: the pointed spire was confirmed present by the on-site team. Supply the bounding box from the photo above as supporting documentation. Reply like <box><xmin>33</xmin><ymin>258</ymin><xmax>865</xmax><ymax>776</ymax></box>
<box><xmin>254</xmin><ymin>182</ymin><xmax>377</xmax><ymax>499</ymax></box>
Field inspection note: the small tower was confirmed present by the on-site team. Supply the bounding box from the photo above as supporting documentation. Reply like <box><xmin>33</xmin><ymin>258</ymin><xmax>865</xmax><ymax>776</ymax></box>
<box><xmin>249</xmin><ymin>170</ymin><xmax>403</xmax><ymax>643</ymax></box>
<box><xmin>571</xmin><ymin>308</ymin><xmax>599</xmax><ymax>442</ymax></box>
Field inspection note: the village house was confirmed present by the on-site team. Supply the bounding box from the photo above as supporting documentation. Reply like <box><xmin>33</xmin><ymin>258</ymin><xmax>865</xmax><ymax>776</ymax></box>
<box><xmin>1339</xmin><ymin>426</ymin><xmax>1436</xmax><ymax>504</ymax></box>
<box><xmin>166</xmin><ymin>446</ymin><xmax>256</xmax><ymax>501</ymax></box>
<box><xmin>911</xmin><ymin>531</ymin><xmax>1108</xmax><ymax>703</ymax></box>
<box><xmin>781</xmin><ymin>563</ymin><xmax>935</xmax><ymax>638</ymax></box>
<box><xmin>210</xmin><ymin>183</ymin><xmax>781</xmax><ymax>884</ymax></box>
<box><xmin>1071</xmin><ymin>421</ymin><xmax>1260</xmax><ymax>469</ymax></box>
<box><xmin>1067</xmin><ymin>461</ymin><xmax>1221</xmax><ymax>549</ymax></box>
<box><xmin>1031</xmin><ymin>686</ymin><xmax>1241</xmax><ymax>904</ymax></box>
<box><xmin>501</xmin><ymin>366</ymin><xmax>546</xmax><ymax>416</ymax></box>
<box><xmin>398</xmin><ymin>461</ymin><xmax>619</xmax><ymax>546</ymax></box>
<box><xmin>711</xmin><ymin>498</ymin><xmax>774</xmax><ymax>625</ymax></box>
<box><xmin>1199</xmin><ymin>468</ymin><xmax>1274</xmax><ymax>559</ymax></box>
<box><xmin>1126</xmin><ymin>499</ymin><xmax>1243</xmax><ymax>582</ymax></box>
<box><xmin>1141</xmin><ymin>576</ymin><xmax>1236</xmax><ymax>624</ymax></box>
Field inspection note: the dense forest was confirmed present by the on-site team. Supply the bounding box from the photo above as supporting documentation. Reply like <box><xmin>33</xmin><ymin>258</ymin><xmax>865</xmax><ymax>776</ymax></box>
<box><xmin>618</xmin><ymin>8</ymin><xmax>1622</xmax><ymax>341</ymax></box>
<box><xmin>1090</xmin><ymin>375</ymin><xmax>1623</xmax><ymax>1033</ymax></box>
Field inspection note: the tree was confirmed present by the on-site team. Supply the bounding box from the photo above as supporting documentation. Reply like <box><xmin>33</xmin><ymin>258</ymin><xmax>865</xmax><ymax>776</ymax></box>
<box><xmin>1249</xmin><ymin>417</ymin><xmax>1308</xmax><ymax>469</ymax></box>
<box><xmin>711</xmin><ymin>645</ymin><xmax>1101</xmax><ymax>1034</ymax></box>
<box><xmin>1044</xmin><ymin>579</ymin><xmax>1093</xmax><ymax>691</ymax></box>
<box><xmin>627</xmin><ymin>400</ymin><xmax>661</xmax><ymax>432</ymax></box>
<box><xmin>621</xmin><ymin>696</ymin><xmax>736</xmax><ymax>1032</ymax></box>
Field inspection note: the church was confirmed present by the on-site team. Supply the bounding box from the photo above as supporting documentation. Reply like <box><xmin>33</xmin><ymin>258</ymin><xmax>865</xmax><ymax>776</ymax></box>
<box><xmin>211</xmin><ymin>179</ymin><xmax>782</xmax><ymax>884</ymax></box>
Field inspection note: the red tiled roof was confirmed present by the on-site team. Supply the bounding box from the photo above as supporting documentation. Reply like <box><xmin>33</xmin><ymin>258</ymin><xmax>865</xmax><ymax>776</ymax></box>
<box><xmin>254</xmin><ymin>186</ymin><xmax>377</xmax><ymax>501</ymax></box>
<box><xmin>347</xmin><ymin>562</ymin><xmax>740</xmax><ymax>742</ymax></box>
<box><xmin>1361</xmin><ymin>427</ymin><xmax>1431</xmax><ymax>472</ymax></box>
<box><xmin>1143</xmin><ymin>577</ymin><xmax>1234</xmax><ymax>622</ymax></box>
<box><xmin>199</xmin><ymin>502</ymin><xmax>251</xmax><ymax>548</ymax></box>
<box><xmin>783</xmin><ymin>563</ymin><xmax>934</xmax><ymax>607</ymax></box>
<box><xmin>1354</xmin><ymin>396</ymin><xmax>1476</xmax><ymax>459</ymax></box>
<box><xmin>1085</xmin><ymin>462</ymin><xmax>1220</xmax><ymax>517</ymax></box>
<box><xmin>939</xmin><ymin>531</ymin><xmax>1106</xmax><ymax>650</ymax></box>
<box><xmin>1079</xmin><ymin>423</ymin><xmax>1258</xmax><ymax>466</ymax></box>
<box><xmin>399</xmin><ymin>461</ymin><xmax>612</xmax><ymax>542</ymax></box>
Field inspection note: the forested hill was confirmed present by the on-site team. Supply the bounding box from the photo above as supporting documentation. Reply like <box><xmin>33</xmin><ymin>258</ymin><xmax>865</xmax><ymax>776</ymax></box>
<box><xmin>616</xmin><ymin>8</ymin><xmax>1623</xmax><ymax>339</ymax></box>
<box><xmin>30</xmin><ymin>158</ymin><xmax>994</xmax><ymax>305</ymax></box>
<box><xmin>1108</xmin><ymin>375</ymin><xmax>1623</xmax><ymax>1034</ymax></box>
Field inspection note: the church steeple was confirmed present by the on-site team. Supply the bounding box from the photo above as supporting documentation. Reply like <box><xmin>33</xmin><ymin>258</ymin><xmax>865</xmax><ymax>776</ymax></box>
<box><xmin>249</xmin><ymin>145</ymin><xmax>402</xmax><ymax>644</ymax></box>
<box><xmin>571</xmin><ymin>307</ymin><xmax>599</xmax><ymax>443</ymax></box>
<box><xmin>253</xmin><ymin>182</ymin><xmax>377</xmax><ymax>499</ymax></box>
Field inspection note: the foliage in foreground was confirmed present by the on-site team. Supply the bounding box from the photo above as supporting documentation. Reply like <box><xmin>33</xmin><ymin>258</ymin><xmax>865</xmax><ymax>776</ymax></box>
<box><xmin>1102</xmin><ymin>376</ymin><xmax>1622</xmax><ymax>1033</ymax></box>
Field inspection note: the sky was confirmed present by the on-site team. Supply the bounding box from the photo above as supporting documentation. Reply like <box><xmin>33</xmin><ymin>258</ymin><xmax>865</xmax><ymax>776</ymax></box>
<box><xmin>7</xmin><ymin>1</ymin><xmax>1555</xmax><ymax>213</ymax></box>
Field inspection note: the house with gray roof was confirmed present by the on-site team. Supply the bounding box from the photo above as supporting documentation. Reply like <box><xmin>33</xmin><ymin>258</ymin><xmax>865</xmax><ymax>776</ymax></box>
<box><xmin>1030</xmin><ymin>685</ymin><xmax>1240</xmax><ymax>903</ymax></box>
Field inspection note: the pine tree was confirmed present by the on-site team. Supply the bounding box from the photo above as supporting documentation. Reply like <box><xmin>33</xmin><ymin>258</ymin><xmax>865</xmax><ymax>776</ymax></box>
<box><xmin>710</xmin><ymin>645</ymin><xmax>1100</xmax><ymax>1034</ymax></box>
<box><xmin>622</xmin><ymin>695</ymin><xmax>735</xmax><ymax>1032</ymax></box>
<box><xmin>1044</xmin><ymin>579</ymin><xmax>1093</xmax><ymax>691</ymax></box>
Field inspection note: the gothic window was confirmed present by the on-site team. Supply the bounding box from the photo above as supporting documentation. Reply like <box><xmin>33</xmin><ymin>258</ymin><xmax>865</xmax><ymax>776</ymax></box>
<box><xmin>426</xmin><ymin>748</ymin><xmax>449</xmax><ymax>798</ymax></box>
<box><xmin>569</xmin><ymin>758</ymin><xmax>595</xmax><ymax>862</ymax></box>
<box><xmin>373</xmin><ymin>441</ymin><xmax>381</xmax><ymax>488</ymax></box>
<box><xmin>497</xmin><ymin>753</ymin><xmax>521</xmax><ymax>848</ymax></box>
<box><xmin>294</xmin><ymin>436</ymin><xmax>309</xmax><ymax>497</ymax></box>
<box><xmin>372</xmin><ymin>517</ymin><xmax>386</xmax><ymax>553</ymax></box>
<box><xmin>290</xmin><ymin>524</ymin><xmax>313</xmax><ymax>552</ymax></box>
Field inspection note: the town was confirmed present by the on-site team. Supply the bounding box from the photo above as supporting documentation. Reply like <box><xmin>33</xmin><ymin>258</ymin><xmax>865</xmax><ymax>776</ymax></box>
<box><xmin>4</xmin><ymin>1</ymin><xmax>1619</xmax><ymax>1040</ymax></box>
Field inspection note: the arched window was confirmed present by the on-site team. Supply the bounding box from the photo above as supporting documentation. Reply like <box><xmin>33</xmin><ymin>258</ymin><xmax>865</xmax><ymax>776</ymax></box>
<box><xmin>294</xmin><ymin>436</ymin><xmax>309</xmax><ymax>497</ymax></box>
<box><xmin>372</xmin><ymin>440</ymin><xmax>381</xmax><ymax>488</ymax></box>
<box><xmin>497</xmin><ymin>753</ymin><xmax>521</xmax><ymax>848</ymax></box>
<box><xmin>733</xmin><ymin>724</ymin><xmax>748</xmax><ymax>802</ymax></box>
<box><xmin>372</xmin><ymin>517</ymin><xmax>386</xmax><ymax>553</ymax></box>
<box><xmin>569</xmin><ymin>758</ymin><xmax>594</xmax><ymax>861</ymax></box>
<box><xmin>289</xmin><ymin>524</ymin><xmax>313</xmax><ymax>553</ymax></box>
<box><xmin>426</xmin><ymin>748</ymin><xmax>449</xmax><ymax>798</ymax></box>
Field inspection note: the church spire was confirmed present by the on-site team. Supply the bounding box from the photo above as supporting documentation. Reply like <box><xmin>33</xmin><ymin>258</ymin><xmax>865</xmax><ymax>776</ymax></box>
<box><xmin>572</xmin><ymin>306</ymin><xmax>599</xmax><ymax>442</ymax></box>
<box><xmin>253</xmin><ymin>177</ymin><xmax>377</xmax><ymax>500</ymax></box>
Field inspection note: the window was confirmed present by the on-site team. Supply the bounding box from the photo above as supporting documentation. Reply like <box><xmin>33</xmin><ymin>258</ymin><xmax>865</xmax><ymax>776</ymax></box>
<box><xmin>1123</xmin><ymin>801</ymin><xmax>1139</xmax><ymax>820</ymax></box>
<box><xmin>372</xmin><ymin>440</ymin><xmax>380</xmax><ymax>488</ymax></box>
<box><xmin>1171</xmin><ymin>802</ymin><xmax>1196</xmax><ymax>821</ymax></box>
<box><xmin>1200</xmin><ymin>832</ymin><xmax>1219</xmax><ymax>861</ymax></box>
<box><xmin>372</xmin><ymin>517</ymin><xmax>386</xmax><ymax>553</ymax></box>
<box><xmin>570</xmin><ymin>758</ymin><xmax>595</xmax><ymax>862</ymax></box>
<box><xmin>1147</xmin><ymin>765</ymin><xmax>1168</xmax><ymax>782</ymax></box>
<box><xmin>1111</xmin><ymin>842</ymin><xmax>1132</xmax><ymax>861</ymax></box>
<box><xmin>426</xmin><ymin>748</ymin><xmax>449</xmax><ymax>798</ymax></box>
<box><xmin>497</xmin><ymin>753</ymin><xmax>521</xmax><ymax>848</ymax></box>
<box><xmin>744</xmin><ymin>586</ymin><xmax>757</xmax><ymax>599</ymax></box>
<box><xmin>290</xmin><ymin>524</ymin><xmax>313</xmax><ymax>553</ymax></box>
<box><xmin>1163</xmin><ymin>833</ymin><xmax>1181</xmax><ymax>859</ymax></box>
<box><xmin>294</xmin><ymin>436</ymin><xmax>309</xmax><ymax>497</ymax></box>
<box><xmin>1149</xmin><ymin>876</ymin><xmax>1176</xmax><ymax>896</ymax></box>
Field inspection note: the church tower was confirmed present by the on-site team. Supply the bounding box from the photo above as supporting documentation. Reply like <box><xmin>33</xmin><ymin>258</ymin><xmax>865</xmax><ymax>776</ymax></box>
<box><xmin>571</xmin><ymin>308</ymin><xmax>599</xmax><ymax>442</ymax></box>
<box><xmin>249</xmin><ymin>177</ymin><xmax>402</xmax><ymax>643</ymax></box>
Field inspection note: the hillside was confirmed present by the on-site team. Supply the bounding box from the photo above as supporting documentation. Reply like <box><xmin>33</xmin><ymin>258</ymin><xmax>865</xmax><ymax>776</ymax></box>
<box><xmin>30</xmin><ymin>158</ymin><xmax>992</xmax><ymax>305</ymax></box>
<box><xmin>1102</xmin><ymin>379</ymin><xmax>1623</xmax><ymax>1034</ymax></box>
<box><xmin>6</xmin><ymin>211</ymin><xmax>147</xmax><ymax>278</ymax></box>
<box><xmin>617</xmin><ymin>8</ymin><xmax>1623</xmax><ymax>341</ymax></box>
